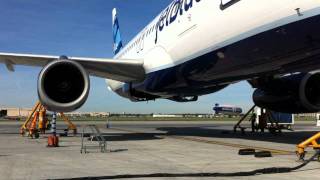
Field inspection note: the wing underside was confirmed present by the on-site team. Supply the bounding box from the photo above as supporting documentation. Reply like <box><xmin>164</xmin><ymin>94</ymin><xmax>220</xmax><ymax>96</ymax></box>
<box><xmin>0</xmin><ymin>53</ymin><xmax>145</xmax><ymax>82</ymax></box>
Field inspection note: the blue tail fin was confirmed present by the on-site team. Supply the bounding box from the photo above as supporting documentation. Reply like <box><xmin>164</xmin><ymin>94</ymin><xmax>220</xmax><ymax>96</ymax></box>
<box><xmin>112</xmin><ymin>8</ymin><xmax>123</xmax><ymax>55</ymax></box>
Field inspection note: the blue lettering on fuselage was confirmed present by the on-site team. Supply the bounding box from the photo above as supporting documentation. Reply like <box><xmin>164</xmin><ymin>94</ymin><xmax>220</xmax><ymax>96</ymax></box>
<box><xmin>155</xmin><ymin>0</ymin><xmax>201</xmax><ymax>44</ymax></box>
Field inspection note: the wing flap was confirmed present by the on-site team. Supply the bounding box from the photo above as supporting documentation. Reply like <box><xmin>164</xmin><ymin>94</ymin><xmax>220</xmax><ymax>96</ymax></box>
<box><xmin>0</xmin><ymin>53</ymin><xmax>145</xmax><ymax>82</ymax></box>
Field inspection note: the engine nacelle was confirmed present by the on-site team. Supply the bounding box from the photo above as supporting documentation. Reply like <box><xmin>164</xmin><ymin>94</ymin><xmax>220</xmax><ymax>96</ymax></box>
<box><xmin>118</xmin><ymin>83</ymin><xmax>158</xmax><ymax>102</ymax></box>
<box><xmin>253</xmin><ymin>71</ymin><xmax>320</xmax><ymax>113</ymax></box>
<box><xmin>38</xmin><ymin>60</ymin><xmax>90</xmax><ymax>112</ymax></box>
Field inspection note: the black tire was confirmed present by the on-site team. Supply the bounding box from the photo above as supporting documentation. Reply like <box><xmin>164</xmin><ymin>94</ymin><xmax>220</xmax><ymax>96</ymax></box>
<box><xmin>239</xmin><ymin>149</ymin><xmax>255</xmax><ymax>155</ymax></box>
<box><xmin>255</xmin><ymin>151</ymin><xmax>272</xmax><ymax>158</ymax></box>
<box><xmin>296</xmin><ymin>151</ymin><xmax>306</xmax><ymax>161</ymax></box>
<box><xmin>34</xmin><ymin>133</ymin><xmax>40</xmax><ymax>139</ymax></box>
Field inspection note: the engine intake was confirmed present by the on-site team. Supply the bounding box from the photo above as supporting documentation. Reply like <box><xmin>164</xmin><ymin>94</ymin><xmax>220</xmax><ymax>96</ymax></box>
<box><xmin>253</xmin><ymin>71</ymin><xmax>320</xmax><ymax>113</ymax></box>
<box><xmin>38</xmin><ymin>60</ymin><xmax>90</xmax><ymax>112</ymax></box>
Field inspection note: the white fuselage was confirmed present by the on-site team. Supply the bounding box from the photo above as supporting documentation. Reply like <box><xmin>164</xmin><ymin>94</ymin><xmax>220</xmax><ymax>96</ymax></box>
<box><xmin>107</xmin><ymin>0</ymin><xmax>320</xmax><ymax>94</ymax></box>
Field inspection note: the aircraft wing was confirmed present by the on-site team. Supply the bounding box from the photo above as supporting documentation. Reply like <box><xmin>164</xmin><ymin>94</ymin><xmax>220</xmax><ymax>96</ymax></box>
<box><xmin>0</xmin><ymin>52</ymin><xmax>145</xmax><ymax>82</ymax></box>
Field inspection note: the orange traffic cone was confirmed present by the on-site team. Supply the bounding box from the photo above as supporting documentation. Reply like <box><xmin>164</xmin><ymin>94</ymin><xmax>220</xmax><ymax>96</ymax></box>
<box><xmin>47</xmin><ymin>135</ymin><xmax>59</xmax><ymax>147</ymax></box>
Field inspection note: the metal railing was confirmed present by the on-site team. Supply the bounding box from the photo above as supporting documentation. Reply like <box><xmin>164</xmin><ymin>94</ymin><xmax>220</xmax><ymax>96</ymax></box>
<box><xmin>81</xmin><ymin>125</ymin><xmax>106</xmax><ymax>153</ymax></box>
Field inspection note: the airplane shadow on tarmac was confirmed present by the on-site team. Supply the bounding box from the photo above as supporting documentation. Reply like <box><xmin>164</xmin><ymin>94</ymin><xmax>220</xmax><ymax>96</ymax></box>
<box><xmin>1</xmin><ymin>125</ymin><xmax>318</xmax><ymax>145</ymax></box>
<box><xmin>155</xmin><ymin>127</ymin><xmax>319</xmax><ymax>145</ymax></box>
<box><xmin>92</xmin><ymin>133</ymin><xmax>164</xmax><ymax>142</ymax></box>
<box><xmin>97</xmin><ymin>127</ymin><xmax>319</xmax><ymax>145</ymax></box>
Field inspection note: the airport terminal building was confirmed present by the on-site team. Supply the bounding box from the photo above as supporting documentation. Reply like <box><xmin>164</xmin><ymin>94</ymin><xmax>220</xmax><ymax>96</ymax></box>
<box><xmin>0</xmin><ymin>108</ymin><xmax>32</xmax><ymax>117</ymax></box>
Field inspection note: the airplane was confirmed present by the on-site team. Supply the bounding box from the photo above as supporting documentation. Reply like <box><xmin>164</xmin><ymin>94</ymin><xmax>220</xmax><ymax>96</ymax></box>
<box><xmin>0</xmin><ymin>0</ymin><xmax>320</xmax><ymax>114</ymax></box>
<box><xmin>213</xmin><ymin>104</ymin><xmax>243</xmax><ymax>115</ymax></box>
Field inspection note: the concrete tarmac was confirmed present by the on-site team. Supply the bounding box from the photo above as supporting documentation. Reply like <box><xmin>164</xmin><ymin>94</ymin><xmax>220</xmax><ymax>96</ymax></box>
<box><xmin>0</xmin><ymin>120</ymin><xmax>319</xmax><ymax>180</ymax></box>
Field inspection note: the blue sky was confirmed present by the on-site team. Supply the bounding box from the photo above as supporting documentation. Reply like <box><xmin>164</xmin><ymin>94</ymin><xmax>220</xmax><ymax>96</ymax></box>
<box><xmin>0</xmin><ymin>0</ymin><xmax>254</xmax><ymax>113</ymax></box>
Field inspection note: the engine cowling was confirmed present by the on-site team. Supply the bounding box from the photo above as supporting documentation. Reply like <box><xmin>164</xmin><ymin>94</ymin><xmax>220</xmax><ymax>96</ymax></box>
<box><xmin>38</xmin><ymin>60</ymin><xmax>90</xmax><ymax>112</ymax></box>
<box><xmin>253</xmin><ymin>71</ymin><xmax>320</xmax><ymax>113</ymax></box>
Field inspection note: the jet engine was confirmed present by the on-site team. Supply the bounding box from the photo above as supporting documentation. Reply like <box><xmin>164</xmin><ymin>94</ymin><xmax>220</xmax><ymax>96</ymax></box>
<box><xmin>38</xmin><ymin>59</ymin><xmax>90</xmax><ymax>112</ymax></box>
<box><xmin>252</xmin><ymin>71</ymin><xmax>320</xmax><ymax>113</ymax></box>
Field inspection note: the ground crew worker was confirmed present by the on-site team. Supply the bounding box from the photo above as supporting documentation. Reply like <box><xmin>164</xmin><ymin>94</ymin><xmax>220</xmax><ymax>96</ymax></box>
<box><xmin>250</xmin><ymin>113</ymin><xmax>257</xmax><ymax>132</ymax></box>
<box><xmin>259</xmin><ymin>112</ymin><xmax>267</xmax><ymax>133</ymax></box>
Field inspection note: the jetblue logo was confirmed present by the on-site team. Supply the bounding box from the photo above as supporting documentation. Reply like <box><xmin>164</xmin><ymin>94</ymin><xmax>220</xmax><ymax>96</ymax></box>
<box><xmin>155</xmin><ymin>0</ymin><xmax>201</xmax><ymax>43</ymax></box>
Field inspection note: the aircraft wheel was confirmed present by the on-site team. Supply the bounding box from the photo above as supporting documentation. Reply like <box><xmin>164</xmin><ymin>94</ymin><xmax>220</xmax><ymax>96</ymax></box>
<box><xmin>296</xmin><ymin>151</ymin><xmax>306</xmax><ymax>161</ymax></box>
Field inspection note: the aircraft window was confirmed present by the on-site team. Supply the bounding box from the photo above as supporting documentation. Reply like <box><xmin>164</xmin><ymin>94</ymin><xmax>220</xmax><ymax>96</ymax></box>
<box><xmin>220</xmin><ymin>0</ymin><xmax>241</xmax><ymax>10</ymax></box>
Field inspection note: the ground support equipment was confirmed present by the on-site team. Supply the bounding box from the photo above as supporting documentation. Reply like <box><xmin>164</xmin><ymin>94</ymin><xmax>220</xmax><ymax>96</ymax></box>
<box><xmin>81</xmin><ymin>125</ymin><xmax>106</xmax><ymax>154</ymax></box>
<box><xmin>233</xmin><ymin>105</ymin><xmax>256</xmax><ymax>134</ymax></box>
<box><xmin>296</xmin><ymin>132</ymin><xmax>320</xmax><ymax>161</ymax></box>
